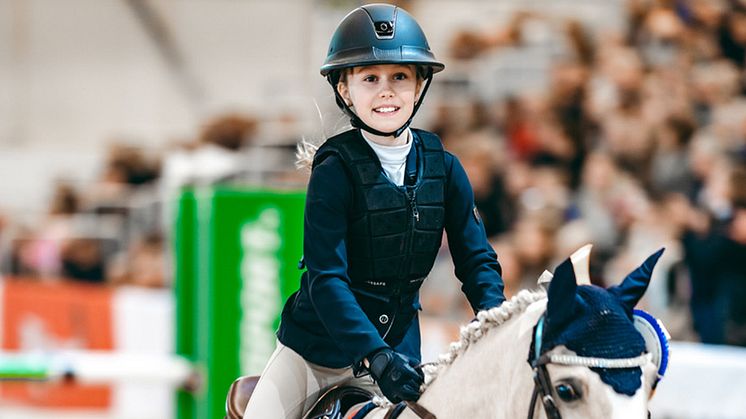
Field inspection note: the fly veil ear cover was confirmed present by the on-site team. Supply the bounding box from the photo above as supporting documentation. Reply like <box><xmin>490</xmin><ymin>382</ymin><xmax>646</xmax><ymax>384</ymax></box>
<box><xmin>632</xmin><ymin>309</ymin><xmax>670</xmax><ymax>383</ymax></box>
<box><xmin>541</xmin><ymin>246</ymin><xmax>670</xmax><ymax>387</ymax></box>
<box><xmin>607</xmin><ymin>248</ymin><xmax>670</xmax><ymax>384</ymax></box>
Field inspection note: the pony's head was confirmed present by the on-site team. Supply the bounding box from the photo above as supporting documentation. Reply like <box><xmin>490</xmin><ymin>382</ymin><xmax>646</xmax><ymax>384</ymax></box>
<box><xmin>528</xmin><ymin>247</ymin><xmax>668</xmax><ymax>418</ymax></box>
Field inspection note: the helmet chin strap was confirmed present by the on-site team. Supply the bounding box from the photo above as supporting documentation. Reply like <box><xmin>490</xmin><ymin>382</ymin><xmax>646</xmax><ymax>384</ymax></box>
<box><xmin>329</xmin><ymin>69</ymin><xmax>434</xmax><ymax>138</ymax></box>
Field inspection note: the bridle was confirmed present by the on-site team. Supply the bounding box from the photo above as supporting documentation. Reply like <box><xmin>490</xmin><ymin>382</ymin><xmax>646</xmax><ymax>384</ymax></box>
<box><xmin>527</xmin><ymin>315</ymin><xmax>653</xmax><ymax>419</ymax></box>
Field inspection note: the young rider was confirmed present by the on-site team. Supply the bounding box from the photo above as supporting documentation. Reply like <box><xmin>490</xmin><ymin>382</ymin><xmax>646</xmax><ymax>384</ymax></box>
<box><xmin>244</xmin><ymin>4</ymin><xmax>506</xmax><ymax>417</ymax></box>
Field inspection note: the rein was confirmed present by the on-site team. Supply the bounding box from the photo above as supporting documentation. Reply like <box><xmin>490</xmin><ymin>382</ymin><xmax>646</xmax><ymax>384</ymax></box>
<box><xmin>382</xmin><ymin>401</ymin><xmax>436</xmax><ymax>419</ymax></box>
<box><xmin>381</xmin><ymin>361</ymin><xmax>438</xmax><ymax>419</ymax></box>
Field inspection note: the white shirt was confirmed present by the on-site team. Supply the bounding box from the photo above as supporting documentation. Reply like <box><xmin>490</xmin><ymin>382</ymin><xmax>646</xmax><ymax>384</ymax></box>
<box><xmin>360</xmin><ymin>129</ymin><xmax>412</xmax><ymax>186</ymax></box>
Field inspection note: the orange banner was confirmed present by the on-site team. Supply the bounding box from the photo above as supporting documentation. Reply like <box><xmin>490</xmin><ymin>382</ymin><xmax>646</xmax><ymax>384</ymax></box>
<box><xmin>0</xmin><ymin>279</ymin><xmax>113</xmax><ymax>409</ymax></box>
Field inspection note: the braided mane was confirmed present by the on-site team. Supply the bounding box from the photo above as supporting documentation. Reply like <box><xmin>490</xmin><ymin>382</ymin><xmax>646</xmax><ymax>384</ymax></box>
<box><xmin>421</xmin><ymin>288</ymin><xmax>547</xmax><ymax>389</ymax></box>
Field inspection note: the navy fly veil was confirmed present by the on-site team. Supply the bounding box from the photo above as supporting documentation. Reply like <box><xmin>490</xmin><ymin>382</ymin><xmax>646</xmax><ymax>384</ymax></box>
<box><xmin>528</xmin><ymin>249</ymin><xmax>665</xmax><ymax>396</ymax></box>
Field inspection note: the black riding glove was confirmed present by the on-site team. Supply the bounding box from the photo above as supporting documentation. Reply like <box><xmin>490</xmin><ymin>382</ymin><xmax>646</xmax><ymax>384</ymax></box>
<box><xmin>367</xmin><ymin>347</ymin><xmax>424</xmax><ymax>403</ymax></box>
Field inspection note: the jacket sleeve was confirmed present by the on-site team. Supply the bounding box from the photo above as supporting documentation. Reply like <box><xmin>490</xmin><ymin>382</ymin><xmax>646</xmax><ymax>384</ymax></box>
<box><xmin>443</xmin><ymin>152</ymin><xmax>506</xmax><ymax>313</ymax></box>
<box><xmin>304</xmin><ymin>155</ymin><xmax>388</xmax><ymax>363</ymax></box>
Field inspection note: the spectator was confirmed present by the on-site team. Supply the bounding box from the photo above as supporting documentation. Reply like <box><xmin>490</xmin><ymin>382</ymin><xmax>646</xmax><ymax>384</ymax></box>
<box><xmin>448</xmin><ymin>131</ymin><xmax>516</xmax><ymax>237</ymax></box>
<box><xmin>717</xmin><ymin>4</ymin><xmax>746</xmax><ymax>69</ymax></box>
<box><xmin>650</xmin><ymin>115</ymin><xmax>697</xmax><ymax>196</ymax></box>
<box><xmin>60</xmin><ymin>238</ymin><xmax>106</xmax><ymax>283</ymax></box>
<box><xmin>161</xmin><ymin>113</ymin><xmax>259</xmax><ymax>195</ymax></box>
<box><xmin>109</xmin><ymin>232</ymin><xmax>166</xmax><ymax>288</ymax></box>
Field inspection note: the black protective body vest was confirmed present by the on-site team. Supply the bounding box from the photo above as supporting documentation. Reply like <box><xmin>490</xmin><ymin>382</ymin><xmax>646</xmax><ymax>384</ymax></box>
<box><xmin>313</xmin><ymin>129</ymin><xmax>447</xmax><ymax>295</ymax></box>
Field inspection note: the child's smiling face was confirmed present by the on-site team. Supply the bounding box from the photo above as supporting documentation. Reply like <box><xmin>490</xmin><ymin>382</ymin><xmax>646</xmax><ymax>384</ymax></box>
<box><xmin>337</xmin><ymin>64</ymin><xmax>421</xmax><ymax>136</ymax></box>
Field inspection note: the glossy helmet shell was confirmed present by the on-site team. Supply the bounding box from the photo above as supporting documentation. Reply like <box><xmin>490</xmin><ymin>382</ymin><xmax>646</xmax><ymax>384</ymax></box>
<box><xmin>320</xmin><ymin>3</ymin><xmax>445</xmax><ymax>81</ymax></box>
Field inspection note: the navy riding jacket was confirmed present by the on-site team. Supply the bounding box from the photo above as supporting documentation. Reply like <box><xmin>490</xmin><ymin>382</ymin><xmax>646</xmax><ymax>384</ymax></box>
<box><xmin>277</xmin><ymin>129</ymin><xmax>505</xmax><ymax>369</ymax></box>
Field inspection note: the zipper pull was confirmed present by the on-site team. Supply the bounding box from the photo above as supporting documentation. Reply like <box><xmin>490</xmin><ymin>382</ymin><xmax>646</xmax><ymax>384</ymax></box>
<box><xmin>408</xmin><ymin>189</ymin><xmax>419</xmax><ymax>222</ymax></box>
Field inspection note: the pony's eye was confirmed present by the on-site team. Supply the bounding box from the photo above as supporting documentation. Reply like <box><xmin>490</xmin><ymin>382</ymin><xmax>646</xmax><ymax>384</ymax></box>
<box><xmin>555</xmin><ymin>382</ymin><xmax>582</xmax><ymax>402</ymax></box>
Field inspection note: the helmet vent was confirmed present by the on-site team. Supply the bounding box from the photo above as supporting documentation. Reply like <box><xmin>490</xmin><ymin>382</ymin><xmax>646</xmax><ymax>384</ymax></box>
<box><xmin>374</xmin><ymin>21</ymin><xmax>395</xmax><ymax>39</ymax></box>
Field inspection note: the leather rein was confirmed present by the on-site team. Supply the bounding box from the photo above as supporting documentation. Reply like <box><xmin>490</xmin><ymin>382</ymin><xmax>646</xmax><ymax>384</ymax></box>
<box><xmin>382</xmin><ymin>401</ymin><xmax>436</xmax><ymax>419</ymax></box>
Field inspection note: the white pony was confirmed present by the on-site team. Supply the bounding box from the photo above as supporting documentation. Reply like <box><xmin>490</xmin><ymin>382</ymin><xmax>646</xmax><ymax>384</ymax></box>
<box><xmin>341</xmin><ymin>245</ymin><xmax>669</xmax><ymax>419</ymax></box>
<box><xmin>226</xmin><ymin>246</ymin><xmax>669</xmax><ymax>419</ymax></box>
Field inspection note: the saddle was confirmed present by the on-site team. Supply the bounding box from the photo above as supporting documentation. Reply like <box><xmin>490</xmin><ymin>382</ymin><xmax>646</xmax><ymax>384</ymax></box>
<box><xmin>225</xmin><ymin>375</ymin><xmax>374</xmax><ymax>419</ymax></box>
<box><xmin>225</xmin><ymin>376</ymin><xmax>259</xmax><ymax>419</ymax></box>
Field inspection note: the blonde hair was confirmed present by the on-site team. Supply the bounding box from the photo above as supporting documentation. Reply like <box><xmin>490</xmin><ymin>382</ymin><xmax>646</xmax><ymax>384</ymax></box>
<box><xmin>295</xmin><ymin>138</ymin><xmax>319</xmax><ymax>172</ymax></box>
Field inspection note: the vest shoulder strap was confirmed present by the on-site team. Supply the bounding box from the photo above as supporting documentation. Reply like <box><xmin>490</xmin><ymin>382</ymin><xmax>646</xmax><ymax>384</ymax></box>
<box><xmin>313</xmin><ymin>130</ymin><xmax>372</xmax><ymax>170</ymax></box>
<box><xmin>412</xmin><ymin>129</ymin><xmax>446</xmax><ymax>179</ymax></box>
<box><xmin>412</xmin><ymin>129</ymin><xmax>444</xmax><ymax>152</ymax></box>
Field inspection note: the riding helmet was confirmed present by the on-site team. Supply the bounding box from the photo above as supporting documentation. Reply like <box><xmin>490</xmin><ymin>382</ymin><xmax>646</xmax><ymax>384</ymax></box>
<box><xmin>320</xmin><ymin>3</ymin><xmax>444</xmax><ymax>137</ymax></box>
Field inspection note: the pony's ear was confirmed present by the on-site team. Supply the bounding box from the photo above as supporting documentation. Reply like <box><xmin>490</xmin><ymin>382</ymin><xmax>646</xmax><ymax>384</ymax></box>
<box><xmin>608</xmin><ymin>248</ymin><xmax>665</xmax><ymax>313</ymax></box>
<box><xmin>546</xmin><ymin>257</ymin><xmax>578</xmax><ymax>328</ymax></box>
<box><xmin>570</xmin><ymin>244</ymin><xmax>593</xmax><ymax>285</ymax></box>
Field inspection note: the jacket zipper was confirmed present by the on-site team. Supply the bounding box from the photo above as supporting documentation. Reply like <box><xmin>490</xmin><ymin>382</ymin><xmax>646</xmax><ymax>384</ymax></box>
<box><xmin>382</xmin><ymin>138</ymin><xmax>419</xmax><ymax>341</ymax></box>
<box><xmin>407</xmin><ymin>186</ymin><xmax>419</xmax><ymax>222</ymax></box>
<box><xmin>383</xmin><ymin>187</ymin><xmax>415</xmax><ymax>341</ymax></box>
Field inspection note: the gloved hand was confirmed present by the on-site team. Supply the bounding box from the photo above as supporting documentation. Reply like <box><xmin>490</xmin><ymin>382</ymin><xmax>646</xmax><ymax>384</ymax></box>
<box><xmin>367</xmin><ymin>347</ymin><xmax>424</xmax><ymax>403</ymax></box>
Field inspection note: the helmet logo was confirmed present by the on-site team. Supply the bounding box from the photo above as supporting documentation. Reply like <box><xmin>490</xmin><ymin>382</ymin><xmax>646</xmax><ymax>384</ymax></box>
<box><xmin>374</xmin><ymin>21</ymin><xmax>395</xmax><ymax>39</ymax></box>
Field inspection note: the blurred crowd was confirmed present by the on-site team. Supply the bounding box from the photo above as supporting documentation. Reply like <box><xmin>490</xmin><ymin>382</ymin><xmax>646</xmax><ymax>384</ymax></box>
<box><xmin>425</xmin><ymin>0</ymin><xmax>746</xmax><ymax>347</ymax></box>
<box><xmin>0</xmin><ymin>0</ymin><xmax>745</xmax><ymax>349</ymax></box>
<box><xmin>0</xmin><ymin>113</ymin><xmax>264</xmax><ymax>289</ymax></box>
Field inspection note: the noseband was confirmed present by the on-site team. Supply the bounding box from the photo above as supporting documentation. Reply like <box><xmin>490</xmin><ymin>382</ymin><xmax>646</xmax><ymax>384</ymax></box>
<box><xmin>527</xmin><ymin>315</ymin><xmax>653</xmax><ymax>419</ymax></box>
